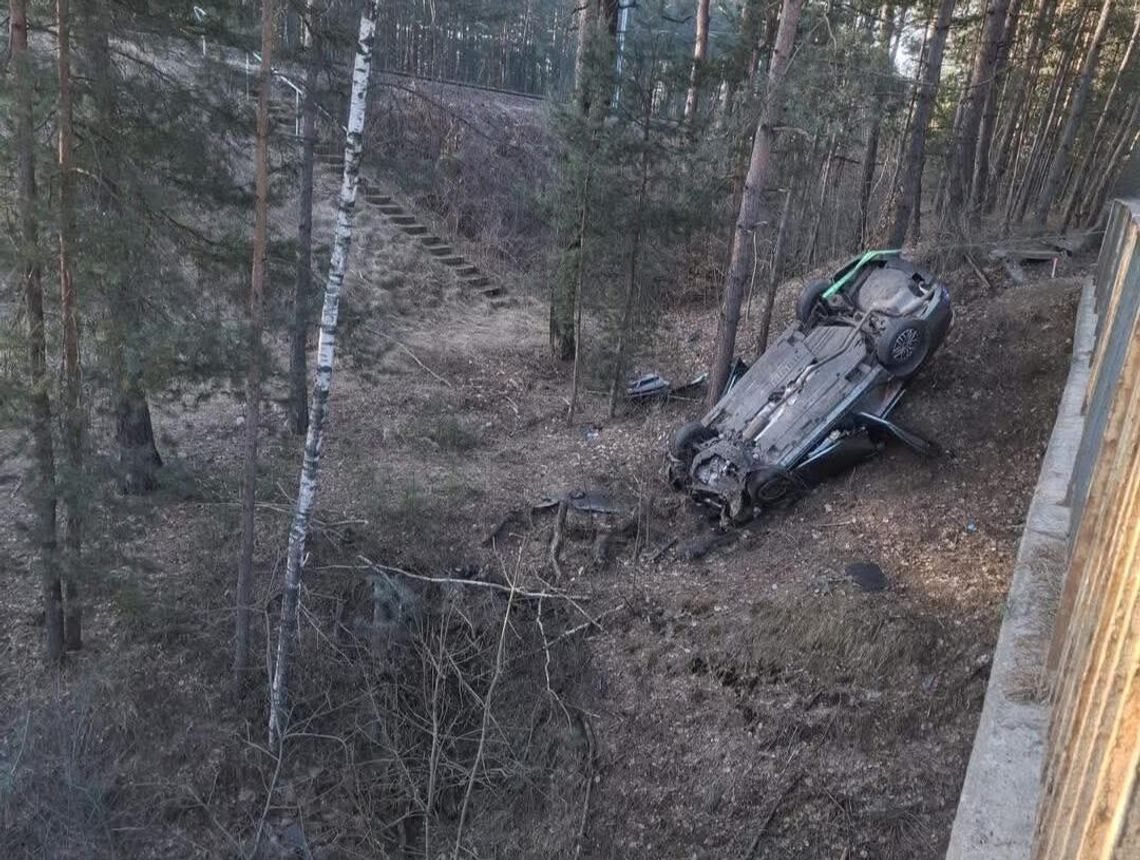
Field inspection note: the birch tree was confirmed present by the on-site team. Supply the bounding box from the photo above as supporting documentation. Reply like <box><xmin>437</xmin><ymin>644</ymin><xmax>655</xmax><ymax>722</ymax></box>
<box><xmin>234</xmin><ymin>0</ymin><xmax>276</xmax><ymax>690</ymax></box>
<box><xmin>12</xmin><ymin>0</ymin><xmax>65</xmax><ymax>663</ymax></box>
<box><xmin>706</xmin><ymin>0</ymin><xmax>805</xmax><ymax>408</ymax></box>
<box><xmin>269</xmin><ymin>0</ymin><xmax>381</xmax><ymax>748</ymax></box>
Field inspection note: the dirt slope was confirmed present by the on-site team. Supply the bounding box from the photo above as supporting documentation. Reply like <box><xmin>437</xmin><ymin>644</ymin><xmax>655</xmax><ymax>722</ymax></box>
<box><xmin>0</xmin><ymin>155</ymin><xmax>1083</xmax><ymax>857</ymax></box>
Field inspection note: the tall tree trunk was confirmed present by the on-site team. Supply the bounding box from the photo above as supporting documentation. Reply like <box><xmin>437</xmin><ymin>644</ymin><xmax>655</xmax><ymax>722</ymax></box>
<box><xmin>57</xmin><ymin>0</ymin><xmax>83</xmax><ymax>653</ymax></box>
<box><xmin>80</xmin><ymin>0</ymin><xmax>164</xmax><ymax>494</ymax></box>
<box><xmin>1081</xmin><ymin>94</ymin><xmax>1140</xmax><ymax>224</ymax></box>
<box><xmin>858</xmin><ymin>2</ymin><xmax>896</xmax><ymax>245</ymax></box>
<box><xmin>886</xmin><ymin>0</ymin><xmax>957</xmax><ymax>247</ymax></box>
<box><xmin>1007</xmin><ymin>17</ymin><xmax>1084</xmax><ymax>224</ymax></box>
<box><xmin>945</xmin><ymin>0</ymin><xmax>1011</xmax><ymax>224</ymax></box>
<box><xmin>235</xmin><ymin>0</ymin><xmax>276</xmax><ymax>691</ymax></box>
<box><xmin>608</xmin><ymin>93</ymin><xmax>654</xmax><ymax>417</ymax></box>
<box><xmin>269</xmin><ymin>0</ymin><xmax>379</xmax><ymax>748</ymax></box>
<box><xmin>986</xmin><ymin>0</ymin><xmax>1057</xmax><ymax>212</ymax></box>
<box><xmin>12</xmin><ymin>0</ymin><xmax>64</xmax><ymax>664</ymax></box>
<box><xmin>970</xmin><ymin>0</ymin><xmax>1025</xmax><ymax>209</ymax></box>
<box><xmin>706</xmin><ymin>0</ymin><xmax>805</xmax><ymax>408</ymax></box>
<box><xmin>1061</xmin><ymin>6</ymin><xmax>1140</xmax><ymax>229</ymax></box>
<box><xmin>290</xmin><ymin>1</ymin><xmax>320</xmax><ymax>436</ymax></box>
<box><xmin>554</xmin><ymin>1</ymin><xmax>616</xmax><ymax>360</ymax></box>
<box><xmin>1032</xmin><ymin>0</ymin><xmax>1116</xmax><ymax>225</ymax></box>
<box><xmin>684</xmin><ymin>0</ymin><xmax>712</xmax><ymax>121</ymax></box>
<box><xmin>756</xmin><ymin>185</ymin><xmax>794</xmax><ymax>354</ymax></box>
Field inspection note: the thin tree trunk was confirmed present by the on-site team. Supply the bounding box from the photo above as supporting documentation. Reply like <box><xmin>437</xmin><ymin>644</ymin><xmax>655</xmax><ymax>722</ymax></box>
<box><xmin>684</xmin><ymin>0</ymin><xmax>712</xmax><ymax>121</ymax></box>
<box><xmin>290</xmin><ymin>2</ymin><xmax>320</xmax><ymax>436</ymax></box>
<box><xmin>986</xmin><ymin>0</ymin><xmax>1057</xmax><ymax>212</ymax></box>
<box><xmin>1061</xmin><ymin>5</ymin><xmax>1140</xmax><ymax>229</ymax></box>
<box><xmin>235</xmin><ymin>0</ymin><xmax>276</xmax><ymax>692</ymax></box>
<box><xmin>567</xmin><ymin>128</ymin><xmax>598</xmax><ymax>423</ymax></box>
<box><xmin>756</xmin><ymin>185</ymin><xmax>793</xmax><ymax>354</ymax></box>
<box><xmin>808</xmin><ymin>132</ymin><xmax>838</xmax><ymax>263</ymax></box>
<box><xmin>706</xmin><ymin>0</ymin><xmax>805</xmax><ymax>408</ymax></box>
<box><xmin>945</xmin><ymin>0</ymin><xmax>1011</xmax><ymax>224</ymax></box>
<box><xmin>268</xmin><ymin>0</ymin><xmax>380</xmax><ymax>748</ymax></box>
<box><xmin>970</xmin><ymin>0</ymin><xmax>1025</xmax><ymax>209</ymax></box>
<box><xmin>858</xmin><ymin>2</ymin><xmax>896</xmax><ymax>245</ymax></box>
<box><xmin>1007</xmin><ymin>18</ymin><xmax>1084</xmax><ymax>224</ymax></box>
<box><xmin>80</xmin><ymin>0</ymin><xmax>164</xmax><ymax>494</ymax></box>
<box><xmin>13</xmin><ymin>0</ymin><xmax>64</xmax><ymax>664</ymax></box>
<box><xmin>887</xmin><ymin>0</ymin><xmax>957</xmax><ymax>247</ymax></box>
<box><xmin>608</xmin><ymin>96</ymin><xmax>654</xmax><ymax>417</ymax></box>
<box><xmin>1031</xmin><ymin>0</ymin><xmax>1115</xmax><ymax>226</ymax></box>
<box><xmin>57</xmin><ymin>0</ymin><xmax>83</xmax><ymax>653</ymax></box>
<box><xmin>1082</xmin><ymin>95</ymin><xmax>1140</xmax><ymax>224</ymax></box>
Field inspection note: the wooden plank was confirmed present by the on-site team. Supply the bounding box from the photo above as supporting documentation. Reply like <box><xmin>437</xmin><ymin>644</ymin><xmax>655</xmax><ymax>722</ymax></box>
<box><xmin>1033</xmin><ymin>199</ymin><xmax>1140</xmax><ymax>860</ymax></box>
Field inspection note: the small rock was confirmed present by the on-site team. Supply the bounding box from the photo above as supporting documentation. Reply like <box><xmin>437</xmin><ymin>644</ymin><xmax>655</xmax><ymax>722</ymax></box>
<box><xmin>845</xmin><ymin>561</ymin><xmax>888</xmax><ymax>592</ymax></box>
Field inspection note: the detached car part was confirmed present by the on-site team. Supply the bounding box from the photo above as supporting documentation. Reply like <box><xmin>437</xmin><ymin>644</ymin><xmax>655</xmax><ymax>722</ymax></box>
<box><xmin>669</xmin><ymin>250</ymin><xmax>950</xmax><ymax>522</ymax></box>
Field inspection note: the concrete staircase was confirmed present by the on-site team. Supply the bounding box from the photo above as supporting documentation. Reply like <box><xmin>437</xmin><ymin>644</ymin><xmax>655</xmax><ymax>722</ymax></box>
<box><xmin>305</xmin><ymin>127</ymin><xmax>503</xmax><ymax>302</ymax></box>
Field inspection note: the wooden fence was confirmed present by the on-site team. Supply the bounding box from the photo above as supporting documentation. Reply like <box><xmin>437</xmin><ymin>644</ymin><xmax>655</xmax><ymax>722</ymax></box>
<box><xmin>1033</xmin><ymin>198</ymin><xmax>1140</xmax><ymax>858</ymax></box>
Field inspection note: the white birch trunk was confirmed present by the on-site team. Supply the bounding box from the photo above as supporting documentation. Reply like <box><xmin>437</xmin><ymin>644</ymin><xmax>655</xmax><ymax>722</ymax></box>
<box><xmin>268</xmin><ymin>0</ymin><xmax>380</xmax><ymax>748</ymax></box>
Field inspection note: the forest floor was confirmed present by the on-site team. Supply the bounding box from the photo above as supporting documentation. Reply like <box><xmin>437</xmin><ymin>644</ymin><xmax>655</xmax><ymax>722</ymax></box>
<box><xmin>0</xmin><ymin>154</ymin><xmax>1085</xmax><ymax>859</ymax></box>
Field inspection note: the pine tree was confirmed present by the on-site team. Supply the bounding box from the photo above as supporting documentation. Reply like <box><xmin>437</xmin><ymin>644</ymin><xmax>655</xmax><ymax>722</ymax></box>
<box><xmin>707</xmin><ymin>0</ymin><xmax>805</xmax><ymax>407</ymax></box>
<box><xmin>11</xmin><ymin>0</ymin><xmax>65</xmax><ymax>664</ymax></box>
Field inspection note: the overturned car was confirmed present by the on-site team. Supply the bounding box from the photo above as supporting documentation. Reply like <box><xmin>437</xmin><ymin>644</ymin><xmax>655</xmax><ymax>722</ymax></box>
<box><xmin>669</xmin><ymin>250</ymin><xmax>952</xmax><ymax>522</ymax></box>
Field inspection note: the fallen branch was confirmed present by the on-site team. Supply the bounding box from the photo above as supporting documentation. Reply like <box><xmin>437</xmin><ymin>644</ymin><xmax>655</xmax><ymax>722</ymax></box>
<box><xmin>743</xmin><ymin>774</ymin><xmax>800</xmax><ymax>859</ymax></box>
<box><xmin>549</xmin><ymin>500</ymin><xmax>568</xmax><ymax>579</ymax></box>
<box><xmin>453</xmin><ymin>560</ymin><xmax>518</xmax><ymax>858</ymax></box>
<box><xmin>368</xmin><ymin>328</ymin><xmax>453</xmax><ymax>388</ymax></box>
<box><xmin>574</xmin><ymin>710</ymin><xmax>596</xmax><ymax>859</ymax></box>
<box><xmin>965</xmin><ymin>253</ymin><xmax>995</xmax><ymax>293</ymax></box>
<box><xmin>352</xmin><ymin>555</ymin><xmax>589</xmax><ymax>602</ymax></box>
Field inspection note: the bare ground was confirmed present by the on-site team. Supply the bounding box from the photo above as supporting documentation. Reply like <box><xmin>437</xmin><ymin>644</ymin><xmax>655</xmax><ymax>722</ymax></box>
<box><xmin>0</xmin><ymin>160</ymin><xmax>1084</xmax><ymax>858</ymax></box>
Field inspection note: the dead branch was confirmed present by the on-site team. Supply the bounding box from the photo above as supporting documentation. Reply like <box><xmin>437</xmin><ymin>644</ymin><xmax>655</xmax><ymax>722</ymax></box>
<box><xmin>574</xmin><ymin>710</ymin><xmax>597</xmax><ymax>859</ymax></box>
<box><xmin>452</xmin><ymin>555</ymin><xmax>519</xmax><ymax>858</ymax></box>
<box><xmin>549</xmin><ymin>500</ymin><xmax>568</xmax><ymax>579</ymax></box>
<box><xmin>346</xmin><ymin>555</ymin><xmax>590</xmax><ymax>601</ymax></box>
<box><xmin>965</xmin><ymin>253</ymin><xmax>996</xmax><ymax>293</ymax></box>
<box><xmin>743</xmin><ymin>774</ymin><xmax>801</xmax><ymax>859</ymax></box>
<box><xmin>368</xmin><ymin>328</ymin><xmax>454</xmax><ymax>388</ymax></box>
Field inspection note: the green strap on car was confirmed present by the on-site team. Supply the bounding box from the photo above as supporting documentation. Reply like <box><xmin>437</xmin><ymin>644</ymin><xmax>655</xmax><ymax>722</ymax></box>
<box><xmin>822</xmin><ymin>248</ymin><xmax>902</xmax><ymax>299</ymax></box>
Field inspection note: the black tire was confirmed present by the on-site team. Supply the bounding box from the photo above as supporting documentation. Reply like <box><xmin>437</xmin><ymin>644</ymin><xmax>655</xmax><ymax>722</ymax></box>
<box><xmin>875</xmin><ymin>317</ymin><xmax>930</xmax><ymax>377</ymax></box>
<box><xmin>796</xmin><ymin>279</ymin><xmax>833</xmax><ymax>325</ymax></box>
<box><xmin>670</xmin><ymin>421</ymin><xmax>716</xmax><ymax>461</ymax></box>
<box><xmin>746</xmin><ymin>467</ymin><xmax>794</xmax><ymax>506</ymax></box>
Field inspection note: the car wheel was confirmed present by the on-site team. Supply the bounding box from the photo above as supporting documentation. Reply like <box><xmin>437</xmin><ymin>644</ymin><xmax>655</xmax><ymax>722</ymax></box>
<box><xmin>746</xmin><ymin>467</ymin><xmax>794</xmax><ymax>506</ymax></box>
<box><xmin>875</xmin><ymin>318</ymin><xmax>930</xmax><ymax>377</ymax></box>
<box><xmin>670</xmin><ymin>421</ymin><xmax>716</xmax><ymax>461</ymax></box>
<box><xmin>796</xmin><ymin>279</ymin><xmax>832</xmax><ymax>325</ymax></box>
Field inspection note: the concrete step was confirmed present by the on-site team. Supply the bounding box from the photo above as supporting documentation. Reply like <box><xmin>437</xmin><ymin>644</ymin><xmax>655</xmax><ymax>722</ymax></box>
<box><xmin>439</xmin><ymin>255</ymin><xmax>465</xmax><ymax>266</ymax></box>
<box><xmin>421</xmin><ymin>236</ymin><xmax>446</xmax><ymax>247</ymax></box>
<box><xmin>455</xmin><ymin>264</ymin><xmax>480</xmax><ymax>277</ymax></box>
<box><xmin>389</xmin><ymin>214</ymin><xmax>418</xmax><ymax>226</ymax></box>
<box><xmin>464</xmin><ymin>275</ymin><xmax>492</xmax><ymax>288</ymax></box>
<box><xmin>480</xmin><ymin>285</ymin><xmax>504</xmax><ymax>298</ymax></box>
<box><xmin>377</xmin><ymin>204</ymin><xmax>403</xmax><ymax>215</ymax></box>
<box><xmin>399</xmin><ymin>224</ymin><xmax>428</xmax><ymax>236</ymax></box>
<box><xmin>364</xmin><ymin>194</ymin><xmax>393</xmax><ymax>206</ymax></box>
<box><xmin>426</xmin><ymin>245</ymin><xmax>454</xmax><ymax>257</ymax></box>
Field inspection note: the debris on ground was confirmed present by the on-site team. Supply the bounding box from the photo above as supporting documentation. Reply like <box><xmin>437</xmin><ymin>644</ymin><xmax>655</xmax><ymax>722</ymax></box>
<box><xmin>845</xmin><ymin>561</ymin><xmax>889</xmax><ymax>592</ymax></box>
